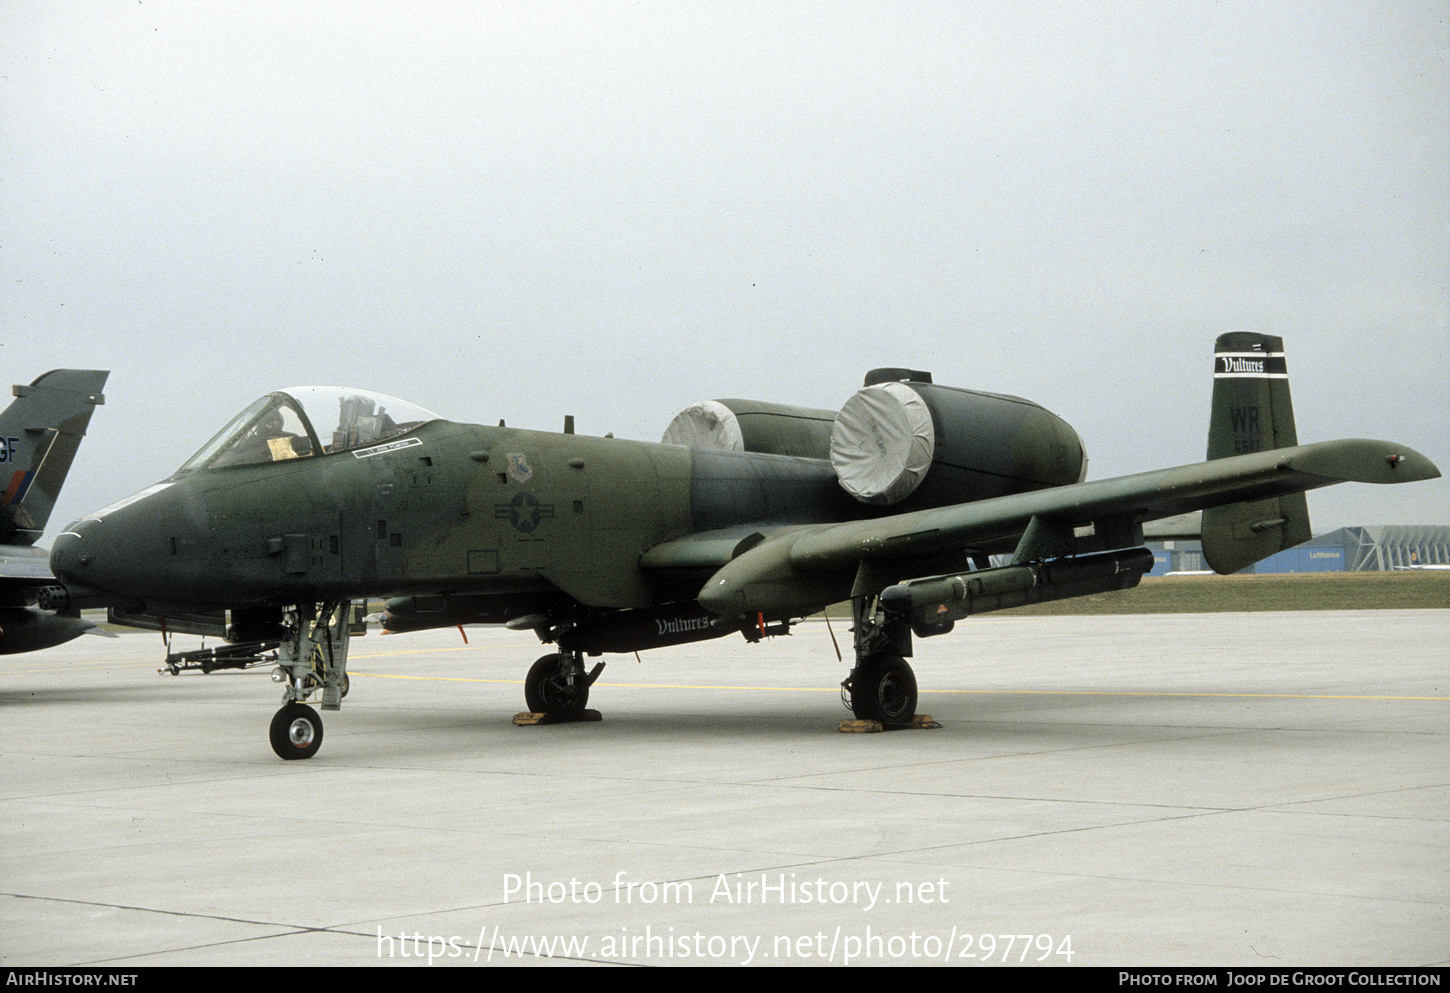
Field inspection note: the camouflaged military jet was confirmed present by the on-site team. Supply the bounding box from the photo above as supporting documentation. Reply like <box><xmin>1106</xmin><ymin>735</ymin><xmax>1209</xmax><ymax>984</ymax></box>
<box><xmin>0</xmin><ymin>369</ymin><xmax>108</xmax><ymax>654</ymax></box>
<box><xmin>48</xmin><ymin>335</ymin><xmax>1439</xmax><ymax>759</ymax></box>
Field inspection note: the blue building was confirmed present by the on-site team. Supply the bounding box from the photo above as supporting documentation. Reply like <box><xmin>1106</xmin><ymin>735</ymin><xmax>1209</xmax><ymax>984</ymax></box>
<box><xmin>1146</xmin><ymin>525</ymin><xmax>1450</xmax><ymax>575</ymax></box>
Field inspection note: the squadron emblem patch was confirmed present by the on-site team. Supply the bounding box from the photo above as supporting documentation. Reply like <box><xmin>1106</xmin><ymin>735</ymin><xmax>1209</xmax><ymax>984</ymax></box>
<box><xmin>506</xmin><ymin>453</ymin><xmax>534</xmax><ymax>483</ymax></box>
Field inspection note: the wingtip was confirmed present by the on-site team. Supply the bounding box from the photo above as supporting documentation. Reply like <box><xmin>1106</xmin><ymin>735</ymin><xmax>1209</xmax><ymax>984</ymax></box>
<box><xmin>1285</xmin><ymin>440</ymin><xmax>1441</xmax><ymax>485</ymax></box>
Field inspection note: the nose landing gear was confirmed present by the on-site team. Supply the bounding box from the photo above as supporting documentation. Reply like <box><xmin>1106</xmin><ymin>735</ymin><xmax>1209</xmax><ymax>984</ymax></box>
<box><xmin>268</xmin><ymin>601</ymin><xmax>355</xmax><ymax>760</ymax></box>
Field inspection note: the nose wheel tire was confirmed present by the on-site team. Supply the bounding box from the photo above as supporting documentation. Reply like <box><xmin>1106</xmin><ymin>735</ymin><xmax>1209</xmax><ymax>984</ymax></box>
<box><xmin>525</xmin><ymin>653</ymin><xmax>589</xmax><ymax>719</ymax></box>
<box><xmin>849</xmin><ymin>654</ymin><xmax>918</xmax><ymax>724</ymax></box>
<box><xmin>270</xmin><ymin>702</ymin><xmax>323</xmax><ymax>760</ymax></box>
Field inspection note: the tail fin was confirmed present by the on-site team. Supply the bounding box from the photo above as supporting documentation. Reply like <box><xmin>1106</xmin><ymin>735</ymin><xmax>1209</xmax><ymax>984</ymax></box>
<box><xmin>0</xmin><ymin>370</ymin><xmax>108</xmax><ymax>546</ymax></box>
<box><xmin>1201</xmin><ymin>333</ymin><xmax>1310</xmax><ymax>573</ymax></box>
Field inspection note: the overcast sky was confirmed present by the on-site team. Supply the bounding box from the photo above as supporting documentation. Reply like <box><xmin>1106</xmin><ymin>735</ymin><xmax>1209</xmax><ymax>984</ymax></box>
<box><xmin>4</xmin><ymin>0</ymin><xmax>1446</xmax><ymax>537</ymax></box>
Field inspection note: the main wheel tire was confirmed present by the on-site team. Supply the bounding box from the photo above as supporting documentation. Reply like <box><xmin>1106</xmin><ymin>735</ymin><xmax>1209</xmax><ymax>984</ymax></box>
<box><xmin>525</xmin><ymin>653</ymin><xmax>589</xmax><ymax>718</ymax></box>
<box><xmin>270</xmin><ymin>702</ymin><xmax>323</xmax><ymax>760</ymax></box>
<box><xmin>849</xmin><ymin>654</ymin><xmax>918</xmax><ymax>724</ymax></box>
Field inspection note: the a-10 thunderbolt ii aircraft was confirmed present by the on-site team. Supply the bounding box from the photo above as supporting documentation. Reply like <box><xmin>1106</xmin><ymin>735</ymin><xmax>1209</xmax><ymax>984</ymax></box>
<box><xmin>0</xmin><ymin>369</ymin><xmax>108</xmax><ymax>654</ymax></box>
<box><xmin>48</xmin><ymin>335</ymin><xmax>1439</xmax><ymax>758</ymax></box>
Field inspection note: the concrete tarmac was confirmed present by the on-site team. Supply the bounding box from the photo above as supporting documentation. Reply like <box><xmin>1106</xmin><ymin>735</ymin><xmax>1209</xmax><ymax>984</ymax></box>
<box><xmin>2</xmin><ymin>610</ymin><xmax>1446</xmax><ymax>967</ymax></box>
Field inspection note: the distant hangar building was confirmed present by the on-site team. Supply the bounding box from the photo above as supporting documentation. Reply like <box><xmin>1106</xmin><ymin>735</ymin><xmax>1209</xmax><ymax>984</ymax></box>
<box><xmin>1147</xmin><ymin>525</ymin><xmax>1450</xmax><ymax>575</ymax></box>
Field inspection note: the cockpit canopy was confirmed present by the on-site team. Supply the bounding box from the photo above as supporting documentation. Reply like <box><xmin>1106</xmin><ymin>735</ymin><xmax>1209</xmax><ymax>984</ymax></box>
<box><xmin>177</xmin><ymin>387</ymin><xmax>440</xmax><ymax>473</ymax></box>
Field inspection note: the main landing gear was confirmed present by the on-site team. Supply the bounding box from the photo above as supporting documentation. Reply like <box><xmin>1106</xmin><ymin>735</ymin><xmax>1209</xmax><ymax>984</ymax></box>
<box><xmin>268</xmin><ymin>601</ymin><xmax>355</xmax><ymax>759</ymax></box>
<box><xmin>848</xmin><ymin>653</ymin><xmax>918</xmax><ymax>724</ymax></box>
<box><xmin>523</xmin><ymin>650</ymin><xmax>605</xmax><ymax>721</ymax></box>
<box><xmin>841</xmin><ymin>589</ymin><xmax>921</xmax><ymax>726</ymax></box>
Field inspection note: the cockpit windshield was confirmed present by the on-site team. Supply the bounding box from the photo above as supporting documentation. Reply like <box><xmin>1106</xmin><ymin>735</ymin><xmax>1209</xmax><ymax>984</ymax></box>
<box><xmin>176</xmin><ymin>387</ymin><xmax>440</xmax><ymax>473</ymax></box>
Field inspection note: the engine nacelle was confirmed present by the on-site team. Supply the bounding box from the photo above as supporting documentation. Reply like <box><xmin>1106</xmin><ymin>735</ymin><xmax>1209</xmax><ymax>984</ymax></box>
<box><xmin>662</xmin><ymin>399</ymin><xmax>836</xmax><ymax>460</ymax></box>
<box><xmin>830</xmin><ymin>370</ymin><xmax>1087</xmax><ymax>506</ymax></box>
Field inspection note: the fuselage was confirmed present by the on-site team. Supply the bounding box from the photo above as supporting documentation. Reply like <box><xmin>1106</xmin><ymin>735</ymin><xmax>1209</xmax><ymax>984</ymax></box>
<box><xmin>49</xmin><ymin>420</ymin><xmax>857</xmax><ymax>614</ymax></box>
<box><xmin>50</xmin><ymin>380</ymin><xmax>1086</xmax><ymax>624</ymax></box>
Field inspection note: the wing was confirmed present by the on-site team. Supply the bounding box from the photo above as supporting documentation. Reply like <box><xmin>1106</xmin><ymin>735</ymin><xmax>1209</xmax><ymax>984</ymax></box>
<box><xmin>669</xmin><ymin>438</ymin><xmax>1439</xmax><ymax>617</ymax></box>
<box><xmin>0</xmin><ymin>545</ymin><xmax>100</xmax><ymax>655</ymax></box>
<box><xmin>0</xmin><ymin>544</ymin><xmax>59</xmax><ymax>588</ymax></box>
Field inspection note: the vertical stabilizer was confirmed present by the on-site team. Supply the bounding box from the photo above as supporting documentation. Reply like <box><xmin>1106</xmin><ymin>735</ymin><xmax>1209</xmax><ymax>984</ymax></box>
<box><xmin>1202</xmin><ymin>333</ymin><xmax>1309</xmax><ymax>573</ymax></box>
<box><xmin>0</xmin><ymin>370</ymin><xmax>108</xmax><ymax>546</ymax></box>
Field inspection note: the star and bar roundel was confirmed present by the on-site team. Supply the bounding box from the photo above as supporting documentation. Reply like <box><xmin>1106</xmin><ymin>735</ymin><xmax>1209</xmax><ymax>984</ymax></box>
<box><xmin>495</xmin><ymin>491</ymin><xmax>555</xmax><ymax>534</ymax></box>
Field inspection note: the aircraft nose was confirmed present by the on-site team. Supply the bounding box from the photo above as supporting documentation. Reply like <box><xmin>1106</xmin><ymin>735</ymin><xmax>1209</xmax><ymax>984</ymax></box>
<box><xmin>49</xmin><ymin>481</ymin><xmax>220</xmax><ymax>610</ymax></box>
<box><xmin>49</xmin><ymin>520</ymin><xmax>99</xmax><ymax>588</ymax></box>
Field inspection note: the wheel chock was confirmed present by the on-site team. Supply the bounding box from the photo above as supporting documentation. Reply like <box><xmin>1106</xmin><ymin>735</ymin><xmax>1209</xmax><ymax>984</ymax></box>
<box><xmin>838</xmin><ymin>715</ymin><xmax>939</xmax><ymax>733</ymax></box>
<box><xmin>513</xmin><ymin>710</ymin><xmax>603</xmax><ymax>726</ymax></box>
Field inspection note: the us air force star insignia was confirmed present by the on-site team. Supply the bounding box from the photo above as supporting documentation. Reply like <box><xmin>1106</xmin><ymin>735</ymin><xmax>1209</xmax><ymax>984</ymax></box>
<box><xmin>506</xmin><ymin>453</ymin><xmax>534</xmax><ymax>483</ymax></box>
<box><xmin>496</xmin><ymin>491</ymin><xmax>554</xmax><ymax>533</ymax></box>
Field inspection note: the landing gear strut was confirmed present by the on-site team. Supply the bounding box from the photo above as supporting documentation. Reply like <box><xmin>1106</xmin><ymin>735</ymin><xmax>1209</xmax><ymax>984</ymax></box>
<box><xmin>268</xmin><ymin>601</ymin><xmax>354</xmax><ymax>759</ymax></box>
<box><xmin>842</xmin><ymin>587</ymin><xmax>920</xmax><ymax>725</ymax></box>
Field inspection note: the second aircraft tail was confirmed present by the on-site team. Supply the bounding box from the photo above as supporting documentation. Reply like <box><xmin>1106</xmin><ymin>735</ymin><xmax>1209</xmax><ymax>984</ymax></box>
<box><xmin>0</xmin><ymin>370</ymin><xmax>108</xmax><ymax>546</ymax></box>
